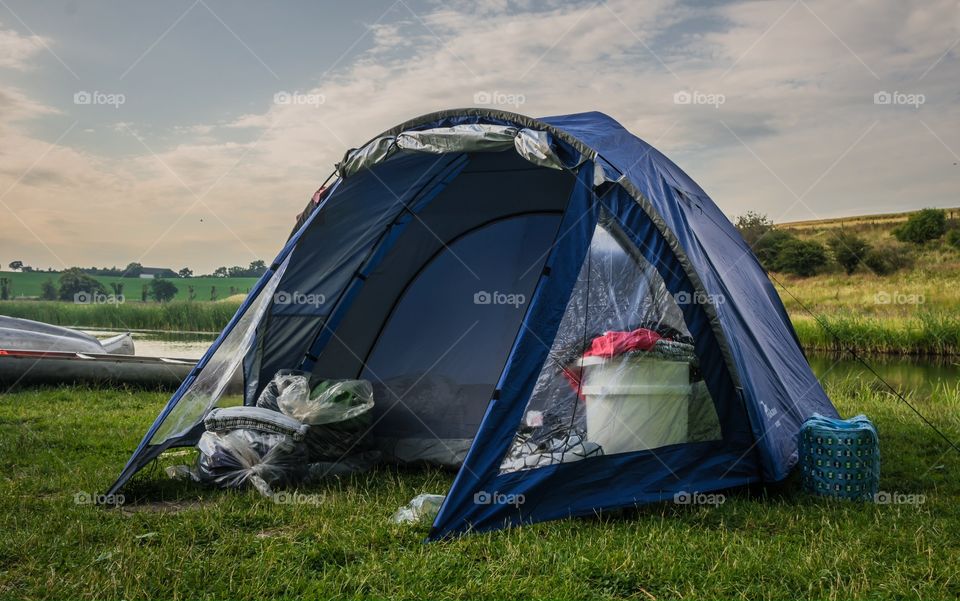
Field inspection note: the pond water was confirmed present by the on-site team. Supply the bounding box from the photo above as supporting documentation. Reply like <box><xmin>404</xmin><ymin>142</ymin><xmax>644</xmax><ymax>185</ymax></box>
<box><xmin>85</xmin><ymin>329</ymin><xmax>216</xmax><ymax>360</ymax></box>
<box><xmin>808</xmin><ymin>353</ymin><xmax>959</xmax><ymax>398</ymax></box>
<box><xmin>85</xmin><ymin>329</ymin><xmax>958</xmax><ymax>396</ymax></box>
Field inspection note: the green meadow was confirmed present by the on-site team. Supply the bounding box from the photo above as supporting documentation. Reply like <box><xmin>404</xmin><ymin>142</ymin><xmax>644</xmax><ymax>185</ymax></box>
<box><xmin>0</xmin><ymin>270</ymin><xmax>257</xmax><ymax>302</ymax></box>
<box><xmin>0</xmin><ymin>378</ymin><xmax>957</xmax><ymax>599</ymax></box>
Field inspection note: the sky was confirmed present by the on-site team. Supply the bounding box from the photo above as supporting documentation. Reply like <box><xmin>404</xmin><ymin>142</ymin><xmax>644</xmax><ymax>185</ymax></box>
<box><xmin>1</xmin><ymin>0</ymin><xmax>958</xmax><ymax>273</ymax></box>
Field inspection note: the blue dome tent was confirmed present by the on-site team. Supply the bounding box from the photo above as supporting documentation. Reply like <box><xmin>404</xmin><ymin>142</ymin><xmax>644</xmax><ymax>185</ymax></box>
<box><xmin>109</xmin><ymin>109</ymin><xmax>838</xmax><ymax>539</ymax></box>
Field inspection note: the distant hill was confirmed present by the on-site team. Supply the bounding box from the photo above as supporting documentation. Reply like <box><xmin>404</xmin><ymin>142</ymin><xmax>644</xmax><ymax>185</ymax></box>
<box><xmin>778</xmin><ymin>207</ymin><xmax>960</xmax><ymax>241</ymax></box>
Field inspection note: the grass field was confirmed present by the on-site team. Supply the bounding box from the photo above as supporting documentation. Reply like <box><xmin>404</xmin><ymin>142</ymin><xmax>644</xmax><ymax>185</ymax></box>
<box><xmin>0</xmin><ymin>270</ymin><xmax>258</xmax><ymax>302</ymax></box>
<box><xmin>1</xmin><ymin>378</ymin><xmax>958</xmax><ymax>600</ymax></box>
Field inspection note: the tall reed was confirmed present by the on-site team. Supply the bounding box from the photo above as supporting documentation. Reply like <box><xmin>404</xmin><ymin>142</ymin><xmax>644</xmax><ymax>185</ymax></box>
<box><xmin>0</xmin><ymin>301</ymin><xmax>240</xmax><ymax>332</ymax></box>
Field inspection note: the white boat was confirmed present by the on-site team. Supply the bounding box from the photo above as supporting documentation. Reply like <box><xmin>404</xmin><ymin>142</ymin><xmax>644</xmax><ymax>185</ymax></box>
<box><xmin>0</xmin><ymin>315</ymin><xmax>134</xmax><ymax>355</ymax></box>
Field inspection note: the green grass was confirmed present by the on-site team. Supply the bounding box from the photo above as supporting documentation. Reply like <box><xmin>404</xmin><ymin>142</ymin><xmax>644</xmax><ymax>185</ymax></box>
<box><xmin>792</xmin><ymin>312</ymin><xmax>960</xmax><ymax>356</ymax></box>
<box><xmin>0</xmin><ymin>270</ymin><xmax>258</xmax><ymax>302</ymax></box>
<box><xmin>1</xmin><ymin>381</ymin><xmax>958</xmax><ymax>600</ymax></box>
<box><xmin>0</xmin><ymin>301</ymin><xmax>241</xmax><ymax>332</ymax></box>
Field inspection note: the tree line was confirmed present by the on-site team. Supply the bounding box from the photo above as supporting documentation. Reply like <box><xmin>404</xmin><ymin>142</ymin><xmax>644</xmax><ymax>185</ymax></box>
<box><xmin>5</xmin><ymin>260</ymin><xmax>268</xmax><ymax>278</ymax></box>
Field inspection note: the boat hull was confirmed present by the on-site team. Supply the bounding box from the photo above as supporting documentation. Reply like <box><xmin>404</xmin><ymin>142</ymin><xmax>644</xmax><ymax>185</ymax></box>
<box><xmin>0</xmin><ymin>349</ymin><xmax>196</xmax><ymax>389</ymax></box>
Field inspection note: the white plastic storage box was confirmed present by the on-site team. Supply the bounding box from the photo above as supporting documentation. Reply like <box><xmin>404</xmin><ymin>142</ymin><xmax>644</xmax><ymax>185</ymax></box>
<box><xmin>578</xmin><ymin>355</ymin><xmax>691</xmax><ymax>454</ymax></box>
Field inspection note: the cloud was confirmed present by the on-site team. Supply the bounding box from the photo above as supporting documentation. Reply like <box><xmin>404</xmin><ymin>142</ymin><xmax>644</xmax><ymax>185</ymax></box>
<box><xmin>1</xmin><ymin>0</ymin><xmax>959</xmax><ymax>272</ymax></box>
<box><xmin>0</xmin><ymin>86</ymin><xmax>59</xmax><ymax>124</ymax></box>
<box><xmin>0</xmin><ymin>22</ymin><xmax>45</xmax><ymax>70</ymax></box>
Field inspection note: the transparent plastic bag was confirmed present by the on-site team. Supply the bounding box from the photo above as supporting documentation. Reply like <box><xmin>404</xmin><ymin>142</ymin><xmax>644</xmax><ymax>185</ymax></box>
<box><xmin>194</xmin><ymin>429</ymin><xmax>308</xmax><ymax>497</ymax></box>
<box><xmin>390</xmin><ymin>493</ymin><xmax>446</xmax><ymax>525</ymax></box>
<box><xmin>255</xmin><ymin>369</ymin><xmax>311</xmax><ymax>412</ymax></box>
<box><xmin>275</xmin><ymin>377</ymin><xmax>377</xmax><ymax>462</ymax></box>
<box><xmin>277</xmin><ymin>378</ymin><xmax>375</xmax><ymax>425</ymax></box>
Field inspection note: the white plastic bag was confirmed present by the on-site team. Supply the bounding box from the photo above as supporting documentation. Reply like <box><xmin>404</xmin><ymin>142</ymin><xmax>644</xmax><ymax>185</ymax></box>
<box><xmin>390</xmin><ymin>493</ymin><xmax>446</xmax><ymax>525</ymax></box>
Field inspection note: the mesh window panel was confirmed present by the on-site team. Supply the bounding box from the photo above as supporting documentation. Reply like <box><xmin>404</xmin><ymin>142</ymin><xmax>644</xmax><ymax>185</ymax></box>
<box><xmin>499</xmin><ymin>217</ymin><xmax>722</xmax><ymax>474</ymax></box>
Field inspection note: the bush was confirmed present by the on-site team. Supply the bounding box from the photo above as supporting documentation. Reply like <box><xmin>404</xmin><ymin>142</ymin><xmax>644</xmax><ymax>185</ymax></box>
<box><xmin>40</xmin><ymin>280</ymin><xmax>58</xmax><ymax>301</ymax></box>
<box><xmin>863</xmin><ymin>242</ymin><xmax>914</xmax><ymax>275</ymax></box>
<box><xmin>753</xmin><ymin>229</ymin><xmax>796</xmax><ymax>271</ymax></box>
<box><xmin>828</xmin><ymin>230</ymin><xmax>871</xmax><ymax>275</ymax></box>
<box><xmin>947</xmin><ymin>228</ymin><xmax>960</xmax><ymax>250</ymax></box>
<box><xmin>149</xmin><ymin>279</ymin><xmax>179</xmax><ymax>303</ymax></box>
<box><xmin>735</xmin><ymin>211</ymin><xmax>775</xmax><ymax>247</ymax></box>
<box><xmin>774</xmin><ymin>238</ymin><xmax>828</xmax><ymax>276</ymax></box>
<box><xmin>892</xmin><ymin>208</ymin><xmax>947</xmax><ymax>244</ymax></box>
<box><xmin>57</xmin><ymin>268</ymin><xmax>107</xmax><ymax>301</ymax></box>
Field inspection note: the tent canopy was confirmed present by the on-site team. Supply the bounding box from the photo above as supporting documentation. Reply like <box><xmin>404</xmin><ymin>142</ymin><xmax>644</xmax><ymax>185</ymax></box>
<box><xmin>109</xmin><ymin>109</ymin><xmax>837</xmax><ymax>539</ymax></box>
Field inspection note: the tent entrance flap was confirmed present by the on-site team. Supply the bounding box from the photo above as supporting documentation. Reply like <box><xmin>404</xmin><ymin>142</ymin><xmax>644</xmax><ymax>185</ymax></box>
<box><xmin>297</xmin><ymin>150</ymin><xmax>579</xmax><ymax>464</ymax></box>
